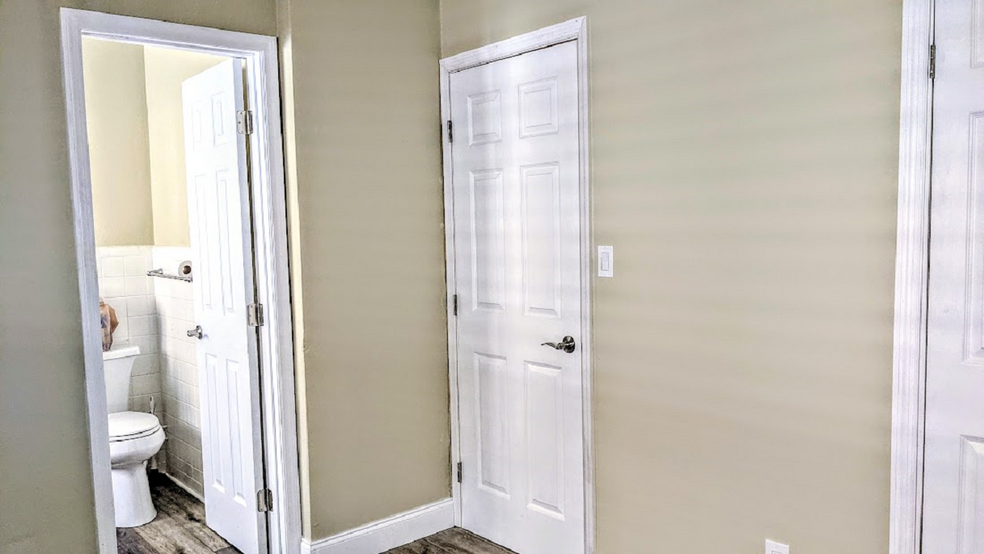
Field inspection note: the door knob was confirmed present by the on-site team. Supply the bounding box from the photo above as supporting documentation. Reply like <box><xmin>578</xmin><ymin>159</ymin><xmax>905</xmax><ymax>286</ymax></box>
<box><xmin>186</xmin><ymin>325</ymin><xmax>203</xmax><ymax>339</ymax></box>
<box><xmin>541</xmin><ymin>335</ymin><xmax>576</xmax><ymax>353</ymax></box>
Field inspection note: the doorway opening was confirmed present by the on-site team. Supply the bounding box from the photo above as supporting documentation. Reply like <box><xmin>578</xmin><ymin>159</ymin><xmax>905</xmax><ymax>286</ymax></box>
<box><xmin>60</xmin><ymin>9</ymin><xmax>300</xmax><ymax>554</ymax></box>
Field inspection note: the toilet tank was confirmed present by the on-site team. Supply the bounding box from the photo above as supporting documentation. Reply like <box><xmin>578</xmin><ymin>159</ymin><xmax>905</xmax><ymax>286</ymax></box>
<box><xmin>103</xmin><ymin>345</ymin><xmax>141</xmax><ymax>413</ymax></box>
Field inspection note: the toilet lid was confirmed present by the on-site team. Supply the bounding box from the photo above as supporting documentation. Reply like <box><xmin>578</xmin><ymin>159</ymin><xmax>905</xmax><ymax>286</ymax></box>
<box><xmin>108</xmin><ymin>411</ymin><xmax>161</xmax><ymax>442</ymax></box>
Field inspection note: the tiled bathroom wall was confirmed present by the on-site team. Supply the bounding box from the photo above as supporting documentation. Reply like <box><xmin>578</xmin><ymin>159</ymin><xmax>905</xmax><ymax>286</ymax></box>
<box><xmin>153</xmin><ymin>246</ymin><xmax>204</xmax><ymax>496</ymax></box>
<box><xmin>95</xmin><ymin>246</ymin><xmax>162</xmax><ymax>417</ymax></box>
<box><xmin>96</xmin><ymin>245</ymin><xmax>205</xmax><ymax>496</ymax></box>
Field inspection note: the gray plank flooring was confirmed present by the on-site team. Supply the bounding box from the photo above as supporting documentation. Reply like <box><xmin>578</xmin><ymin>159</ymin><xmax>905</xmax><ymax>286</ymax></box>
<box><xmin>386</xmin><ymin>528</ymin><xmax>516</xmax><ymax>554</ymax></box>
<box><xmin>116</xmin><ymin>472</ymin><xmax>240</xmax><ymax>554</ymax></box>
<box><xmin>119</xmin><ymin>475</ymin><xmax>509</xmax><ymax>554</ymax></box>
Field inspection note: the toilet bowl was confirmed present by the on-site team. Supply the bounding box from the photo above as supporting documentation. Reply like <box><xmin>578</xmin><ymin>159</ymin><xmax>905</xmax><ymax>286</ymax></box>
<box><xmin>108</xmin><ymin>411</ymin><xmax>165</xmax><ymax>527</ymax></box>
<box><xmin>103</xmin><ymin>345</ymin><xmax>166</xmax><ymax>528</ymax></box>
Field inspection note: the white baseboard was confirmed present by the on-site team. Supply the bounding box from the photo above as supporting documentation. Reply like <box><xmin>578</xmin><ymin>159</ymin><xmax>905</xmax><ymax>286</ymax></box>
<box><xmin>301</xmin><ymin>498</ymin><xmax>454</xmax><ymax>554</ymax></box>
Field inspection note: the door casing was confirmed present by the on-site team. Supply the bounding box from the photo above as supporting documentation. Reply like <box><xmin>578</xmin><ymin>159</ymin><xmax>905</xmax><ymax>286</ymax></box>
<box><xmin>59</xmin><ymin>9</ymin><xmax>301</xmax><ymax>554</ymax></box>
<box><xmin>891</xmin><ymin>1</ymin><xmax>934</xmax><ymax>554</ymax></box>
<box><xmin>438</xmin><ymin>17</ymin><xmax>595</xmax><ymax>554</ymax></box>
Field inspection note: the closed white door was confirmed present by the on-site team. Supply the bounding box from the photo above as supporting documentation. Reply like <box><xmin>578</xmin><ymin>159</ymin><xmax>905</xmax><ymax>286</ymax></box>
<box><xmin>925</xmin><ymin>1</ymin><xmax>984</xmax><ymax>552</ymax></box>
<box><xmin>183</xmin><ymin>59</ymin><xmax>267</xmax><ymax>554</ymax></box>
<box><xmin>450</xmin><ymin>41</ymin><xmax>584</xmax><ymax>554</ymax></box>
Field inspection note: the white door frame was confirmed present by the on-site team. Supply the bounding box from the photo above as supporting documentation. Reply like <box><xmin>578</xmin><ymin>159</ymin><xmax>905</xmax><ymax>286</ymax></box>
<box><xmin>438</xmin><ymin>17</ymin><xmax>594</xmax><ymax>553</ymax></box>
<box><xmin>891</xmin><ymin>1</ymin><xmax>934</xmax><ymax>553</ymax></box>
<box><xmin>59</xmin><ymin>9</ymin><xmax>302</xmax><ymax>554</ymax></box>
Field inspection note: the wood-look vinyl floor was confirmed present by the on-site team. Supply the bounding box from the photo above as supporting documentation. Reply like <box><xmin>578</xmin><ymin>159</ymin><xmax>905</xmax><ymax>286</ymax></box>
<box><xmin>119</xmin><ymin>474</ymin><xmax>510</xmax><ymax>554</ymax></box>
<box><xmin>116</xmin><ymin>472</ymin><xmax>240</xmax><ymax>554</ymax></box>
<box><xmin>386</xmin><ymin>528</ymin><xmax>516</xmax><ymax>554</ymax></box>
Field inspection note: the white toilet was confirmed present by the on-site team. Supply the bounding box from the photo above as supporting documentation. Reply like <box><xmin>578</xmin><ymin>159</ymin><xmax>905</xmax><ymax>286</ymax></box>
<box><xmin>103</xmin><ymin>344</ymin><xmax>166</xmax><ymax>528</ymax></box>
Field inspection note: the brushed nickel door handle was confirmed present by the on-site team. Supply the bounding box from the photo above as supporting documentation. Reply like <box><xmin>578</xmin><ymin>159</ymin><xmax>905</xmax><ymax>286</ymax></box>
<box><xmin>186</xmin><ymin>325</ymin><xmax>203</xmax><ymax>339</ymax></box>
<box><xmin>540</xmin><ymin>335</ymin><xmax>576</xmax><ymax>353</ymax></box>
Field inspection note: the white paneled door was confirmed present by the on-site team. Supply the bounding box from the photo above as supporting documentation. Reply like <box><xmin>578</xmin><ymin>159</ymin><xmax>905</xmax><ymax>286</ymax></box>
<box><xmin>925</xmin><ymin>1</ymin><xmax>984</xmax><ymax>552</ymax></box>
<box><xmin>450</xmin><ymin>41</ymin><xmax>584</xmax><ymax>554</ymax></box>
<box><xmin>183</xmin><ymin>60</ymin><xmax>266</xmax><ymax>554</ymax></box>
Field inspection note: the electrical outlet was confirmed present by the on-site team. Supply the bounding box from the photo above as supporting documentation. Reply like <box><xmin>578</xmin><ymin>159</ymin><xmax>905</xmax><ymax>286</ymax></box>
<box><xmin>766</xmin><ymin>539</ymin><xmax>789</xmax><ymax>554</ymax></box>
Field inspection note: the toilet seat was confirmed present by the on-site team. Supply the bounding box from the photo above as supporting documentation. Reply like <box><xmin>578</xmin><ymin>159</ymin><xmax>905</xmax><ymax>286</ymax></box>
<box><xmin>108</xmin><ymin>411</ymin><xmax>161</xmax><ymax>442</ymax></box>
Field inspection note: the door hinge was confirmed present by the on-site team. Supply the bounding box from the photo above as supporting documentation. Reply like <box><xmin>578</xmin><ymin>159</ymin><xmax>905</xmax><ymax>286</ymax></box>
<box><xmin>257</xmin><ymin>488</ymin><xmax>273</xmax><ymax>512</ymax></box>
<box><xmin>456</xmin><ymin>462</ymin><xmax>462</xmax><ymax>484</ymax></box>
<box><xmin>237</xmin><ymin>109</ymin><xmax>254</xmax><ymax>135</ymax></box>
<box><xmin>930</xmin><ymin>44</ymin><xmax>936</xmax><ymax>80</ymax></box>
<box><xmin>452</xmin><ymin>294</ymin><xmax>458</xmax><ymax>316</ymax></box>
<box><xmin>447</xmin><ymin>120</ymin><xmax>453</xmax><ymax>143</ymax></box>
<box><xmin>247</xmin><ymin>303</ymin><xmax>265</xmax><ymax>327</ymax></box>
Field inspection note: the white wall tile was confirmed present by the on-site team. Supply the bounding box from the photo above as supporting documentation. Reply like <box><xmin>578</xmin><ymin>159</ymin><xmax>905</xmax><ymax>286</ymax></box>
<box><xmin>102</xmin><ymin>256</ymin><xmax>125</xmax><ymax>277</ymax></box>
<box><xmin>128</xmin><ymin>315</ymin><xmax>158</xmax><ymax>337</ymax></box>
<box><xmin>102</xmin><ymin>297</ymin><xmax>127</xmax><ymax>318</ymax></box>
<box><xmin>124</xmin><ymin>275</ymin><xmax>149</xmax><ymax>296</ymax></box>
<box><xmin>127</xmin><ymin>295</ymin><xmax>156</xmax><ymax>316</ymax></box>
<box><xmin>176</xmin><ymin>360</ymin><xmax>197</xmax><ymax>386</ymax></box>
<box><xmin>129</xmin><ymin>394</ymin><xmax>156</xmax><ymax>414</ymax></box>
<box><xmin>124</xmin><ymin>255</ymin><xmax>148</xmax><ymax>276</ymax></box>
<box><xmin>131</xmin><ymin>354</ymin><xmax>160</xmax><ymax>376</ymax></box>
<box><xmin>176</xmin><ymin>282</ymin><xmax>194</xmax><ymax>300</ymax></box>
<box><xmin>173</xmin><ymin>340</ymin><xmax>197</xmax><ymax>365</ymax></box>
<box><xmin>129</xmin><ymin>334</ymin><xmax>159</xmax><ymax>355</ymax></box>
<box><xmin>175</xmin><ymin>298</ymin><xmax>195</xmax><ymax>322</ymax></box>
<box><xmin>112</xmin><ymin>319</ymin><xmax>129</xmax><ymax>342</ymax></box>
<box><xmin>100</xmin><ymin>277</ymin><xmax>126</xmax><ymax>298</ymax></box>
<box><xmin>130</xmin><ymin>373</ymin><xmax>160</xmax><ymax>396</ymax></box>
<box><xmin>151</xmin><ymin>246</ymin><xmax>204</xmax><ymax>485</ymax></box>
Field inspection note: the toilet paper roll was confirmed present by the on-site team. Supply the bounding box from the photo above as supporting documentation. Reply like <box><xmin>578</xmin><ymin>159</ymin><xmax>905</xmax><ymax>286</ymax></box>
<box><xmin>178</xmin><ymin>260</ymin><xmax>193</xmax><ymax>279</ymax></box>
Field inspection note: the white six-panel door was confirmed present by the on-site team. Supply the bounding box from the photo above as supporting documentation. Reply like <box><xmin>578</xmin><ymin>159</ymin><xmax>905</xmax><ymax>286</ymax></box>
<box><xmin>450</xmin><ymin>41</ymin><xmax>584</xmax><ymax>554</ymax></box>
<box><xmin>183</xmin><ymin>59</ymin><xmax>267</xmax><ymax>554</ymax></box>
<box><xmin>925</xmin><ymin>1</ymin><xmax>984</xmax><ymax>551</ymax></box>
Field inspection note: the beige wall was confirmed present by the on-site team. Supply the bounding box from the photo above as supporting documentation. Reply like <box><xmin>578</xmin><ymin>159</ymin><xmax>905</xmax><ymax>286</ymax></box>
<box><xmin>82</xmin><ymin>37</ymin><xmax>155</xmax><ymax>247</ymax></box>
<box><xmin>144</xmin><ymin>47</ymin><xmax>227</xmax><ymax>247</ymax></box>
<box><xmin>80</xmin><ymin>40</ymin><xmax>227</xmax><ymax>249</ymax></box>
<box><xmin>1</xmin><ymin>0</ymin><xmax>906</xmax><ymax>550</ymax></box>
<box><xmin>441</xmin><ymin>1</ymin><xmax>901</xmax><ymax>553</ymax></box>
<box><xmin>0</xmin><ymin>1</ymin><xmax>275</xmax><ymax>552</ymax></box>
<box><xmin>278</xmin><ymin>0</ymin><xmax>450</xmax><ymax>539</ymax></box>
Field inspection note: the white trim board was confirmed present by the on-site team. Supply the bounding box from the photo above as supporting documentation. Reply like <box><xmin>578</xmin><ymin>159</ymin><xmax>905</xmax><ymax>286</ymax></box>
<box><xmin>59</xmin><ymin>9</ymin><xmax>301</xmax><ymax>554</ymax></box>
<box><xmin>890</xmin><ymin>1</ymin><xmax>934</xmax><ymax>554</ymax></box>
<box><xmin>438</xmin><ymin>16</ymin><xmax>595</xmax><ymax>553</ymax></box>
<box><xmin>301</xmin><ymin>499</ymin><xmax>454</xmax><ymax>554</ymax></box>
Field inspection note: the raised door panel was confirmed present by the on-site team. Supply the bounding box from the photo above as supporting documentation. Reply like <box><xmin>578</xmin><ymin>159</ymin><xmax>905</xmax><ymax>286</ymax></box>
<box><xmin>958</xmin><ymin>437</ymin><xmax>984</xmax><ymax>553</ymax></box>
<box><xmin>468</xmin><ymin>91</ymin><xmax>503</xmax><ymax>145</ymax></box>
<box><xmin>470</xmin><ymin>170</ymin><xmax>506</xmax><ymax>312</ymax></box>
<box><xmin>525</xmin><ymin>361</ymin><xmax>564</xmax><ymax>519</ymax></box>
<box><xmin>521</xmin><ymin>163</ymin><xmax>561</xmax><ymax>318</ymax></box>
<box><xmin>963</xmin><ymin>114</ymin><xmax>984</xmax><ymax>364</ymax></box>
<box><xmin>519</xmin><ymin>78</ymin><xmax>559</xmax><ymax>138</ymax></box>
<box><xmin>477</xmin><ymin>353</ymin><xmax>510</xmax><ymax>497</ymax></box>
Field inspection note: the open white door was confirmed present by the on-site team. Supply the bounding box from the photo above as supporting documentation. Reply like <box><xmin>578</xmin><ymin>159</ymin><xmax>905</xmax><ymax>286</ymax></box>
<box><xmin>450</xmin><ymin>41</ymin><xmax>585</xmax><ymax>554</ymax></box>
<box><xmin>183</xmin><ymin>59</ymin><xmax>267</xmax><ymax>554</ymax></box>
<box><xmin>925</xmin><ymin>0</ymin><xmax>984</xmax><ymax>551</ymax></box>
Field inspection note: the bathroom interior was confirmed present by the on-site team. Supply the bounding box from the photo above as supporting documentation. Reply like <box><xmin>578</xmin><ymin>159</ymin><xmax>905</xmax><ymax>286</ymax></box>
<box><xmin>82</xmin><ymin>36</ymin><xmax>245</xmax><ymax>554</ymax></box>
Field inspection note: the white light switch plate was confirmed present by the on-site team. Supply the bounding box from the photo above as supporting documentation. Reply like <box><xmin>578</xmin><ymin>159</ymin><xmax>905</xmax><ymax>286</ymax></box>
<box><xmin>766</xmin><ymin>539</ymin><xmax>789</xmax><ymax>554</ymax></box>
<box><xmin>598</xmin><ymin>246</ymin><xmax>614</xmax><ymax>277</ymax></box>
